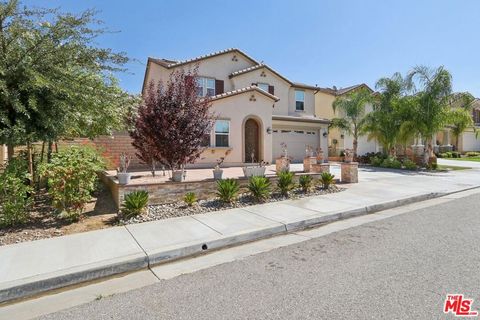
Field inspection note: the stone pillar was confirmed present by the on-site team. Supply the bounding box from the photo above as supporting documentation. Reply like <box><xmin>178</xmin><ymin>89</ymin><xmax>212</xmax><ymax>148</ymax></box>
<box><xmin>303</xmin><ymin>156</ymin><xmax>317</xmax><ymax>172</ymax></box>
<box><xmin>275</xmin><ymin>157</ymin><xmax>290</xmax><ymax>173</ymax></box>
<box><xmin>341</xmin><ymin>162</ymin><xmax>358</xmax><ymax>183</ymax></box>
<box><xmin>445</xmin><ymin>129</ymin><xmax>451</xmax><ymax>146</ymax></box>
<box><xmin>311</xmin><ymin>163</ymin><xmax>330</xmax><ymax>174</ymax></box>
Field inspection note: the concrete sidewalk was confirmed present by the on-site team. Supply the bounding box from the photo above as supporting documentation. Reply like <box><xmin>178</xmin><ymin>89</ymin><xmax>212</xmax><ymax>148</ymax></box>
<box><xmin>1</xmin><ymin>165</ymin><xmax>479</xmax><ymax>303</ymax></box>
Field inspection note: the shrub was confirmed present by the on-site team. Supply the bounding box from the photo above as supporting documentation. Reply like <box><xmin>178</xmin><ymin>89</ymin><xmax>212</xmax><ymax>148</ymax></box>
<box><xmin>451</xmin><ymin>151</ymin><xmax>460</xmax><ymax>158</ymax></box>
<box><xmin>370</xmin><ymin>156</ymin><xmax>384</xmax><ymax>167</ymax></box>
<box><xmin>465</xmin><ymin>151</ymin><xmax>480</xmax><ymax>157</ymax></box>
<box><xmin>216</xmin><ymin>178</ymin><xmax>240</xmax><ymax>203</ymax></box>
<box><xmin>381</xmin><ymin>157</ymin><xmax>402</xmax><ymax>169</ymax></box>
<box><xmin>0</xmin><ymin>158</ymin><xmax>33</xmax><ymax>227</ymax></box>
<box><xmin>320</xmin><ymin>172</ymin><xmax>335</xmax><ymax>189</ymax></box>
<box><xmin>277</xmin><ymin>171</ymin><xmax>295</xmax><ymax>197</ymax></box>
<box><xmin>403</xmin><ymin>159</ymin><xmax>418</xmax><ymax>170</ymax></box>
<box><xmin>122</xmin><ymin>190</ymin><xmax>149</xmax><ymax>219</ymax></box>
<box><xmin>298</xmin><ymin>175</ymin><xmax>313</xmax><ymax>193</ymax></box>
<box><xmin>40</xmin><ymin>146</ymin><xmax>105</xmax><ymax>220</ymax></box>
<box><xmin>184</xmin><ymin>192</ymin><xmax>197</xmax><ymax>207</ymax></box>
<box><xmin>248</xmin><ymin>176</ymin><xmax>271</xmax><ymax>202</ymax></box>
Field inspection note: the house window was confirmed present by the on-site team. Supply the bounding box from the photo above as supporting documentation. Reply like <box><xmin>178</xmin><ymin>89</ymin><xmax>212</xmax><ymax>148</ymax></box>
<box><xmin>258</xmin><ymin>83</ymin><xmax>269</xmax><ymax>92</ymax></box>
<box><xmin>295</xmin><ymin>90</ymin><xmax>305</xmax><ymax>111</ymax></box>
<box><xmin>474</xmin><ymin>109</ymin><xmax>480</xmax><ymax>125</ymax></box>
<box><xmin>196</xmin><ymin>77</ymin><xmax>216</xmax><ymax>97</ymax></box>
<box><xmin>215</xmin><ymin>120</ymin><xmax>229</xmax><ymax>147</ymax></box>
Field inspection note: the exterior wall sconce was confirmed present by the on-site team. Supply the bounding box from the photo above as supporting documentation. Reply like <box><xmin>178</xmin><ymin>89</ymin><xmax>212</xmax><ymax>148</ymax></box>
<box><xmin>266</xmin><ymin>127</ymin><xmax>272</xmax><ymax>134</ymax></box>
<box><xmin>340</xmin><ymin>134</ymin><xmax>345</xmax><ymax>139</ymax></box>
<box><xmin>322</xmin><ymin>131</ymin><xmax>328</xmax><ymax>137</ymax></box>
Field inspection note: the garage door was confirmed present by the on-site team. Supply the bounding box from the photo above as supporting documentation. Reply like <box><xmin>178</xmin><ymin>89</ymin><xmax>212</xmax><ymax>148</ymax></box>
<box><xmin>272</xmin><ymin>128</ymin><xmax>319</xmax><ymax>163</ymax></box>
<box><xmin>462</xmin><ymin>132</ymin><xmax>480</xmax><ymax>151</ymax></box>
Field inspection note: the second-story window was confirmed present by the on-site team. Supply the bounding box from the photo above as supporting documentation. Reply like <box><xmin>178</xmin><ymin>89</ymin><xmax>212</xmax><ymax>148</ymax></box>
<box><xmin>196</xmin><ymin>77</ymin><xmax>216</xmax><ymax>97</ymax></box>
<box><xmin>257</xmin><ymin>83</ymin><xmax>269</xmax><ymax>92</ymax></box>
<box><xmin>295</xmin><ymin>90</ymin><xmax>305</xmax><ymax>111</ymax></box>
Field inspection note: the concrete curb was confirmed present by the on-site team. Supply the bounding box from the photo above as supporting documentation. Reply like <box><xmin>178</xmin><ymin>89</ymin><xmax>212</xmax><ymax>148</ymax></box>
<box><xmin>1</xmin><ymin>186</ymin><xmax>479</xmax><ymax>304</ymax></box>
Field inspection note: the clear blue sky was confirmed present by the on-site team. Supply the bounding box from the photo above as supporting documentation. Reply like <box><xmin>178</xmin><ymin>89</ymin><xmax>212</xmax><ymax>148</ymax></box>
<box><xmin>25</xmin><ymin>0</ymin><xmax>480</xmax><ymax>96</ymax></box>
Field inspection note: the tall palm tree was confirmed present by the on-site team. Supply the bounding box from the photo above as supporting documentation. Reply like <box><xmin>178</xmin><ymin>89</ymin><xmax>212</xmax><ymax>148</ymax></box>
<box><xmin>362</xmin><ymin>73</ymin><xmax>409</xmax><ymax>156</ymax></box>
<box><xmin>331</xmin><ymin>87</ymin><xmax>373</xmax><ymax>158</ymax></box>
<box><xmin>404</xmin><ymin>66</ymin><xmax>466</xmax><ymax>165</ymax></box>
<box><xmin>449</xmin><ymin>93</ymin><xmax>475</xmax><ymax>150</ymax></box>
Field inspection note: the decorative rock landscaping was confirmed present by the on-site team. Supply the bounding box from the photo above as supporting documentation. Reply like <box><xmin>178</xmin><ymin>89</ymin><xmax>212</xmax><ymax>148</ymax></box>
<box><xmin>119</xmin><ymin>185</ymin><xmax>345</xmax><ymax>224</ymax></box>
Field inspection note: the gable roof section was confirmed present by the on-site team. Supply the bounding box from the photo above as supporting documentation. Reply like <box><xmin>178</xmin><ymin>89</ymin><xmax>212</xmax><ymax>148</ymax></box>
<box><xmin>210</xmin><ymin>85</ymin><xmax>279</xmax><ymax>103</ymax></box>
<box><xmin>149</xmin><ymin>48</ymin><xmax>259</xmax><ymax>69</ymax></box>
<box><xmin>229</xmin><ymin>64</ymin><xmax>293</xmax><ymax>85</ymax></box>
<box><xmin>315</xmin><ymin>83</ymin><xmax>374</xmax><ymax>96</ymax></box>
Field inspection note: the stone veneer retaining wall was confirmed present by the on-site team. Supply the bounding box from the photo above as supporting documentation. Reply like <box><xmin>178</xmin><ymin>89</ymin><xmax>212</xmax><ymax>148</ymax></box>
<box><xmin>101</xmin><ymin>172</ymin><xmax>331</xmax><ymax>209</ymax></box>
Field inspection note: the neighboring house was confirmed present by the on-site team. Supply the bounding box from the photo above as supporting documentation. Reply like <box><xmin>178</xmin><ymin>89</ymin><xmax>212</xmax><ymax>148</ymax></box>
<box><xmin>314</xmin><ymin>84</ymin><xmax>381</xmax><ymax>156</ymax></box>
<box><xmin>437</xmin><ymin>98</ymin><xmax>480</xmax><ymax>152</ymax></box>
<box><xmin>143</xmin><ymin>48</ymin><xmax>331</xmax><ymax>166</ymax></box>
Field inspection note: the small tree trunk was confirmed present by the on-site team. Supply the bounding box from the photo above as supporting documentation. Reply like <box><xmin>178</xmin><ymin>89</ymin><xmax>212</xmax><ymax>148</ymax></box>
<box><xmin>7</xmin><ymin>143</ymin><xmax>14</xmax><ymax>160</ymax></box>
<box><xmin>40</xmin><ymin>141</ymin><xmax>45</xmax><ymax>164</ymax></box>
<box><xmin>423</xmin><ymin>138</ymin><xmax>432</xmax><ymax>166</ymax></box>
<box><xmin>47</xmin><ymin>141</ymin><xmax>53</xmax><ymax>163</ymax></box>
<box><xmin>26</xmin><ymin>142</ymin><xmax>34</xmax><ymax>186</ymax></box>
<box><xmin>54</xmin><ymin>142</ymin><xmax>58</xmax><ymax>153</ymax></box>
<box><xmin>353</xmin><ymin>137</ymin><xmax>358</xmax><ymax>159</ymax></box>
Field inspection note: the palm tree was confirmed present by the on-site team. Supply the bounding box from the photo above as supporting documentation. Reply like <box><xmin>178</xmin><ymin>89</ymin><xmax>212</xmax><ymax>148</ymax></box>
<box><xmin>331</xmin><ymin>87</ymin><xmax>373</xmax><ymax>158</ymax></box>
<box><xmin>404</xmin><ymin>66</ymin><xmax>466</xmax><ymax>165</ymax></box>
<box><xmin>362</xmin><ymin>73</ymin><xmax>409</xmax><ymax>156</ymax></box>
<box><xmin>449</xmin><ymin>93</ymin><xmax>475</xmax><ymax>150</ymax></box>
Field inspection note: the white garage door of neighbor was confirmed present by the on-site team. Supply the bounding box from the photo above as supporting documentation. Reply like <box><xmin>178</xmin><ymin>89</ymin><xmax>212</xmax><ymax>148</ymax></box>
<box><xmin>273</xmin><ymin>129</ymin><xmax>319</xmax><ymax>163</ymax></box>
<box><xmin>462</xmin><ymin>132</ymin><xmax>480</xmax><ymax>151</ymax></box>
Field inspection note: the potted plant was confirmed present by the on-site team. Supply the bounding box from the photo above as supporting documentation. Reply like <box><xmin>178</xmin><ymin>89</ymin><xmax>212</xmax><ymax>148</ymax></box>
<box><xmin>172</xmin><ymin>164</ymin><xmax>186</xmax><ymax>182</ymax></box>
<box><xmin>117</xmin><ymin>153</ymin><xmax>132</xmax><ymax>185</ymax></box>
<box><xmin>344</xmin><ymin>148</ymin><xmax>354</xmax><ymax>163</ymax></box>
<box><xmin>316</xmin><ymin>147</ymin><xmax>324</xmax><ymax>163</ymax></box>
<box><xmin>276</xmin><ymin>142</ymin><xmax>291</xmax><ymax>172</ymax></box>
<box><xmin>213</xmin><ymin>157</ymin><xmax>225</xmax><ymax>180</ymax></box>
<box><xmin>243</xmin><ymin>160</ymin><xmax>268</xmax><ymax>177</ymax></box>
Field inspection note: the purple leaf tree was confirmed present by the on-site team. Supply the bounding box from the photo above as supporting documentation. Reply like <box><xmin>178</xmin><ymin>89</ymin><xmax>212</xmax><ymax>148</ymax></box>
<box><xmin>130</xmin><ymin>67</ymin><xmax>216</xmax><ymax>177</ymax></box>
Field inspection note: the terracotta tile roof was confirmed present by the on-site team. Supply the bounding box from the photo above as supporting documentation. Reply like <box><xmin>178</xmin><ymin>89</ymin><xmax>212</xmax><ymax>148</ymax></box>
<box><xmin>209</xmin><ymin>85</ymin><xmax>280</xmax><ymax>102</ymax></box>
<box><xmin>229</xmin><ymin>63</ymin><xmax>293</xmax><ymax>85</ymax></box>
<box><xmin>149</xmin><ymin>48</ymin><xmax>259</xmax><ymax>69</ymax></box>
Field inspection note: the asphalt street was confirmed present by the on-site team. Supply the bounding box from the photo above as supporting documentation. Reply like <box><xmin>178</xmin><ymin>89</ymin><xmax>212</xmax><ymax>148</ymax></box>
<box><xmin>37</xmin><ymin>193</ymin><xmax>480</xmax><ymax>320</ymax></box>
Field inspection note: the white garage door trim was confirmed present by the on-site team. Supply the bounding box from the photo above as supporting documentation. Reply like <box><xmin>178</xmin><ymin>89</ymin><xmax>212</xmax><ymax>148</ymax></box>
<box><xmin>272</xmin><ymin>128</ymin><xmax>319</xmax><ymax>163</ymax></box>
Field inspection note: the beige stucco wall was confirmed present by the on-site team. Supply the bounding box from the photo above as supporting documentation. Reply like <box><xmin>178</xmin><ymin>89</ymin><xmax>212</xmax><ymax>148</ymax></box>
<box><xmin>145</xmin><ymin>52</ymin><xmax>256</xmax><ymax>92</ymax></box>
<box><xmin>230</xmin><ymin>68</ymin><xmax>316</xmax><ymax>118</ymax></box>
<box><xmin>315</xmin><ymin>91</ymin><xmax>336</xmax><ymax>119</ymax></box>
<box><xmin>231</xmin><ymin>68</ymin><xmax>290</xmax><ymax>115</ymax></box>
<box><xmin>191</xmin><ymin>91</ymin><xmax>274</xmax><ymax>167</ymax></box>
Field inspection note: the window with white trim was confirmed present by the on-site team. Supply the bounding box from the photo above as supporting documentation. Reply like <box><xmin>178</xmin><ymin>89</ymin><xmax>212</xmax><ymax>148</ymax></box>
<box><xmin>295</xmin><ymin>90</ymin><xmax>305</xmax><ymax>111</ymax></box>
<box><xmin>215</xmin><ymin>120</ymin><xmax>230</xmax><ymax>147</ymax></box>
<box><xmin>196</xmin><ymin>77</ymin><xmax>215</xmax><ymax>97</ymax></box>
<box><xmin>258</xmin><ymin>83</ymin><xmax>269</xmax><ymax>92</ymax></box>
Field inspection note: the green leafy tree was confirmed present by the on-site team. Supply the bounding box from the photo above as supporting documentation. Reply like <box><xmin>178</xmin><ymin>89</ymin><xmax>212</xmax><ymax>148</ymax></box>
<box><xmin>331</xmin><ymin>87</ymin><xmax>372</xmax><ymax>158</ymax></box>
<box><xmin>0</xmin><ymin>0</ymin><xmax>137</xmax><ymax>165</ymax></box>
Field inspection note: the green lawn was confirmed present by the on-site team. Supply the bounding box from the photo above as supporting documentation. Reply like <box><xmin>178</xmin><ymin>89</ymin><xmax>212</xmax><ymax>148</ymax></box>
<box><xmin>448</xmin><ymin>157</ymin><xmax>480</xmax><ymax>162</ymax></box>
<box><xmin>436</xmin><ymin>164</ymin><xmax>472</xmax><ymax>171</ymax></box>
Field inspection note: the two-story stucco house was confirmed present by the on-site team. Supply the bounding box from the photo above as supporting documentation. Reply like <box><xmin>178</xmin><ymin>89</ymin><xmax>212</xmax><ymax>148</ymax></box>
<box><xmin>314</xmin><ymin>84</ymin><xmax>381</xmax><ymax>156</ymax></box>
<box><xmin>143</xmin><ymin>48</ymin><xmax>331</xmax><ymax>166</ymax></box>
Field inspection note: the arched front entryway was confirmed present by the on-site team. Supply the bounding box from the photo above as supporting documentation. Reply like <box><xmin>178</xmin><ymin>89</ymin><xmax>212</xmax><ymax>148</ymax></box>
<box><xmin>244</xmin><ymin>118</ymin><xmax>260</xmax><ymax>162</ymax></box>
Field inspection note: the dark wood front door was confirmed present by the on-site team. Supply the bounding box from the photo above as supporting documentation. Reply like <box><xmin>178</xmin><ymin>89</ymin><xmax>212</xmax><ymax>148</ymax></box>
<box><xmin>245</xmin><ymin>119</ymin><xmax>259</xmax><ymax>162</ymax></box>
